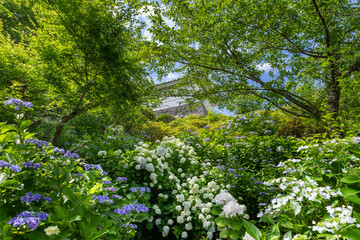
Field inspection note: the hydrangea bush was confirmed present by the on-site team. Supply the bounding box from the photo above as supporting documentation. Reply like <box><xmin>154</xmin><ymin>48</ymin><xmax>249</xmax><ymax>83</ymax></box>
<box><xmin>117</xmin><ymin>136</ymin><xmax>255</xmax><ymax>239</ymax></box>
<box><xmin>1</xmin><ymin>99</ymin><xmax>150</xmax><ymax>239</ymax></box>
<box><xmin>255</xmin><ymin>137</ymin><xmax>360</xmax><ymax>239</ymax></box>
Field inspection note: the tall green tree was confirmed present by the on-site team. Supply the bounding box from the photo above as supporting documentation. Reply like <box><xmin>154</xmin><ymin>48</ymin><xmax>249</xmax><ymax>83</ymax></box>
<box><xmin>1</xmin><ymin>0</ymin><xmax>153</xmax><ymax>144</ymax></box>
<box><xmin>144</xmin><ymin>0</ymin><xmax>360</xmax><ymax>131</ymax></box>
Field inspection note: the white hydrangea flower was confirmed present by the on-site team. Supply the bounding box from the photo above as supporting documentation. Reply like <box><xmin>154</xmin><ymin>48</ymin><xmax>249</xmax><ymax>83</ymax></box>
<box><xmin>157</xmin><ymin>147</ymin><xmax>166</xmax><ymax>156</ymax></box>
<box><xmin>114</xmin><ymin>149</ymin><xmax>122</xmax><ymax>156</ymax></box>
<box><xmin>181</xmin><ymin>231</ymin><xmax>188</xmax><ymax>239</ymax></box>
<box><xmin>177</xmin><ymin>216</ymin><xmax>185</xmax><ymax>224</ymax></box>
<box><xmin>97</xmin><ymin>151</ymin><xmax>107</xmax><ymax>158</ymax></box>
<box><xmin>183</xmin><ymin>201</ymin><xmax>191</xmax><ymax>209</ymax></box>
<box><xmin>185</xmin><ymin>222</ymin><xmax>193</xmax><ymax>231</ymax></box>
<box><xmin>176</xmin><ymin>194</ymin><xmax>185</xmax><ymax>202</ymax></box>
<box><xmin>150</xmin><ymin>173</ymin><xmax>157</xmax><ymax>181</ymax></box>
<box><xmin>162</xmin><ymin>226</ymin><xmax>170</xmax><ymax>237</ymax></box>
<box><xmin>168</xmin><ymin>219</ymin><xmax>174</xmax><ymax>225</ymax></box>
<box><xmin>145</xmin><ymin>163</ymin><xmax>155</xmax><ymax>172</ymax></box>
<box><xmin>44</xmin><ymin>226</ymin><xmax>60</xmax><ymax>236</ymax></box>
<box><xmin>213</xmin><ymin>192</ymin><xmax>236</xmax><ymax>205</ymax></box>
<box><xmin>222</xmin><ymin>201</ymin><xmax>246</xmax><ymax>218</ymax></box>
<box><xmin>155</xmin><ymin>218</ymin><xmax>162</xmax><ymax>225</ymax></box>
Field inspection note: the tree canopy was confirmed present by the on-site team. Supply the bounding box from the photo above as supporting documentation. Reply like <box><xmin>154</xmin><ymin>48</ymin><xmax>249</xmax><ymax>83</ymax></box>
<box><xmin>144</xmin><ymin>0</ymin><xmax>360</xmax><ymax>125</ymax></box>
<box><xmin>0</xmin><ymin>0</ymin><xmax>154</xmax><ymax>144</ymax></box>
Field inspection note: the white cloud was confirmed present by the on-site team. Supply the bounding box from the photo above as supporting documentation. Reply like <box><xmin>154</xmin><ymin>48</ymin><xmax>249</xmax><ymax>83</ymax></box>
<box><xmin>256</xmin><ymin>63</ymin><xmax>272</xmax><ymax>71</ymax></box>
<box><xmin>166</xmin><ymin>72</ymin><xmax>180</xmax><ymax>80</ymax></box>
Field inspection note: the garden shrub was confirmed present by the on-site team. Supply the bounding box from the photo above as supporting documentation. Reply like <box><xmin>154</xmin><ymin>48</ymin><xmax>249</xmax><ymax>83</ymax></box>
<box><xmin>0</xmin><ymin>99</ymin><xmax>151</xmax><ymax>239</ymax></box>
<box><xmin>156</xmin><ymin>114</ymin><xmax>176</xmax><ymax>123</ymax></box>
<box><xmin>255</xmin><ymin>137</ymin><xmax>360</xmax><ymax>239</ymax></box>
<box><xmin>277</xmin><ymin>117</ymin><xmax>325</xmax><ymax>137</ymax></box>
<box><xmin>6</xmin><ymin>98</ymin><xmax>360</xmax><ymax>240</ymax></box>
<box><xmin>71</xmin><ymin>125</ymin><xmax>145</xmax><ymax>177</ymax></box>
<box><xmin>207</xmin><ymin>109</ymin><xmax>229</xmax><ymax>123</ymax></box>
<box><xmin>141</xmin><ymin>108</ymin><xmax>157</xmax><ymax>121</ymax></box>
<box><xmin>140</xmin><ymin>121</ymin><xmax>176</xmax><ymax>142</ymax></box>
<box><xmin>117</xmin><ymin>136</ymin><xmax>252</xmax><ymax>240</ymax></box>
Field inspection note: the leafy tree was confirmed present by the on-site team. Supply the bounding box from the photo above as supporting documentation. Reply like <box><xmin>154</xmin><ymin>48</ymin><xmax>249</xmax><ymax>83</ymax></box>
<box><xmin>143</xmin><ymin>0</ymin><xmax>360</xmax><ymax>133</ymax></box>
<box><xmin>0</xmin><ymin>0</ymin><xmax>153</xmax><ymax>144</ymax></box>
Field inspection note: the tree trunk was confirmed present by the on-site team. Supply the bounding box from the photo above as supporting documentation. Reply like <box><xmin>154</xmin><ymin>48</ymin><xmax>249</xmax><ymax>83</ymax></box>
<box><xmin>327</xmin><ymin>53</ymin><xmax>343</xmax><ymax>138</ymax></box>
<box><xmin>51</xmin><ymin>123</ymin><xmax>66</xmax><ymax>146</ymax></box>
<box><xmin>51</xmin><ymin>112</ymin><xmax>76</xmax><ymax>145</ymax></box>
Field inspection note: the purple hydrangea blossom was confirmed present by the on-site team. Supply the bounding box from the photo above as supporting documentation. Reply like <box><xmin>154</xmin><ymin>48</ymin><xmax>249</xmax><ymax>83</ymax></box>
<box><xmin>84</xmin><ymin>164</ymin><xmax>102</xmax><ymax>171</ymax></box>
<box><xmin>33</xmin><ymin>163</ymin><xmax>42</xmax><ymax>169</ymax></box>
<box><xmin>25</xmin><ymin>217</ymin><xmax>39</xmax><ymax>229</ymax></box>
<box><xmin>92</xmin><ymin>195</ymin><xmax>113</xmax><ymax>204</ymax></box>
<box><xmin>20</xmin><ymin>192</ymin><xmax>52</xmax><ymax>204</ymax></box>
<box><xmin>74</xmin><ymin>173</ymin><xmax>84</xmax><ymax>178</ymax></box>
<box><xmin>130</xmin><ymin>187</ymin><xmax>150</xmax><ymax>193</ymax></box>
<box><xmin>0</xmin><ymin>160</ymin><xmax>9</xmax><ymax>168</ymax></box>
<box><xmin>21</xmin><ymin>161</ymin><xmax>43</xmax><ymax>169</ymax></box>
<box><xmin>105</xmin><ymin>187</ymin><xmax>116</xmax><ymax>192</ymax></box>
<box><xmin>112</xmin><ymin>194</ymin><xmax>123</xmax><ymax>199</ymax></box>
<box><xmin>114</xmin><ymin>203</ymin><xmax>149</xmax><ymax>215</ymax></box>
<box><xmin>116</xmin><ymin>177</ymin><xmax>128</xmax><ymax>182</ymax></box>
<box><xmin>8</xmin><ymin>211</ymin><xmax>48</xmax><ymax>229</ymax></box>
<box><xmin>24</xmin><ymin>138</ymin><xmax>49</xmax><ymax>150</ymax></box>
<box><xmin>4</xmin><ymin>98</ymin><xmax>33</xmax><ymax>110</ymax></box>
<box><xmin>121</xmin><ymin>223</ymin><xmax>138</xmax><ymax>228</ymax></box>
<box><xmin>103</xmin><ymin>181</ymin><xmax>111</xmax><ymax>185</ymax></box>
<box><xmin>9</xmin><ymin>164</ymin><xmax>21</xmax><ymax>172</ymax></box>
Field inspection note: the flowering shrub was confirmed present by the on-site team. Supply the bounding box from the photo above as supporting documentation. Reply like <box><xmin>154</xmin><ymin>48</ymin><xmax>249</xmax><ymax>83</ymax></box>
<box><xmin>117</xmin><ymin>136</ymin><xmax>255</xmax><ymax>239</ymax></box>
<box><xmin>256</xmin><ymin>137</ymin><xmax>360</xmax><ymax>239</ymax></box>
<box><xmin>1</xmin><ymin>99</ymin><xmax>150</xmax><ymax>239</ymax></box>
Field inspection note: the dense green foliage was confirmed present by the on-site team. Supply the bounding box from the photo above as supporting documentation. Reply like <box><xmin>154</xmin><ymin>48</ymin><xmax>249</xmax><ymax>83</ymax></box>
<box><xmin>0</xmin><ymin>0</ymin><xmax>153</xmax><ymax>145</ymax></box>
<box><xmin>2</xmin><ymin>0</ymin><xmax>360</xmax><ymax>239</ymax></box>
<box><xmin>141</xmin><ymin>0</ymin><xmax>360</xmax><ymax>131</ymax></box>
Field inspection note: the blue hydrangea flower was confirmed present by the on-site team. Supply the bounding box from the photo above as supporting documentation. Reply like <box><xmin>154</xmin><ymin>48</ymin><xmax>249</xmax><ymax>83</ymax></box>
<box><xmin>114</xmin><ymin>203</ymin><xmax>149</xmax><ymax>215</ymax></box>
<box><xmin>20</xmin><ymin>192</ymin><xmax>51</xmax><ymax>204</ymax></box>
<box><xmin>0</xmin><ymin>160</ymin><xmax>9</xmax><ymax>168</ymax></box>
<box><xmin>9</xmin><ymin>165</ymin><xmax>21</xmax><ymax>172</ymax></box>
<box><xmin>121</xmin><ymin>223</ymin><xmax>138</xmax><ymax>228</ymax></box>
<box><xmin>92</xmin><ymin>195</ymin><xmax>113</xmax><ymax>204</ymax></box>
<box><xmin>105</xmin><ymin>187</ymin><xmax>116</xmax><ymax>192</ymax></box>
<box><xmin>8</xmin><ymin>211</ymin><xmax>48</xmax><ymax>229</ymax></box>
<box><xmin>130</xmin><ymin>187</ymin><xmax>150</xmax><ymax>193</ymax></box>
<box><xmin>84</xmin><ymin>164</ymin><xmax>102</xmax><ymax>171</ymax></box>
<box><xmin>74</xmin><ymin>173</ymin><xmax>84</xmax><ymax>178</ymax></box>
<box><xmin>25</xmin><ymin>217</ymin><xmax>39</xmax><ymax>229</ymax></box>
<box><xmin>24</xmin><ymin>138</ymin><xmax>49</xmax><ymax>149</ymax></box>
<box><xmin>21</xmin><ymin>161</ymin><xmax>43</xmax><ymax>169</ymax></box>
<box><xmin>116</xmin><ymin>177</ymin><xmax>128</xmax><ymax>182</ymax></box>
<box><xmin>4</xmin><ymin>98</ymin><xmax>33</xmax><ymax>110</ymax></box>
<box><xmin>112</xmin><ymin>194</ymin><xmax>123</xmax><ymax>199</ymax></box>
